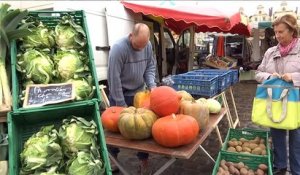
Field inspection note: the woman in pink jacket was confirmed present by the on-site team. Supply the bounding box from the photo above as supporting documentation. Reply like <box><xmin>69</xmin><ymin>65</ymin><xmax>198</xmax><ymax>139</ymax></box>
<box><xmin>255</xmin><ymin>14</ymin><xmax>300</xmax><ymax>175</ymax></box>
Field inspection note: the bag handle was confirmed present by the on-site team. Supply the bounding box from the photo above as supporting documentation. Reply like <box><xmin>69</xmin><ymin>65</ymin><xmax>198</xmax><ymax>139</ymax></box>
<box><xmin>266</xmin><ymin>88</ymin><xmax>289</xmax><ymax>123</ymax></box>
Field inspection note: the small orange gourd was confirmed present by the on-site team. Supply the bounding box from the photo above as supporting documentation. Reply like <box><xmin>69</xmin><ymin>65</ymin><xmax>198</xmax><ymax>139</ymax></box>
<box><xmin>133</xmin><ymin>90</ymin><xmax>151</xmax><ymax>108</ymax></box>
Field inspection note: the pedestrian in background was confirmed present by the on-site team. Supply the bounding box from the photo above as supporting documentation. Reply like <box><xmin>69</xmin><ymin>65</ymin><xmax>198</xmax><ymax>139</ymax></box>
<box><xmin>255</xmin><ymin>14</ymin><xmax>300</xmax><ymax>175</ymax></box>
<box><xmin>107</xmin><ymin>23</ymin><xmax>157</xmax><ymax>173</ymax></box>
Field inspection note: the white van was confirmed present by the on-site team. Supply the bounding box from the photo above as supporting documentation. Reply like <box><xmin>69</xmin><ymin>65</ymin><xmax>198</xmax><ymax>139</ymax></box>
<box><xmin>52</xmin><ymin>1</ymin><xmax>187</xmax><ymax>84</ymax></box>
<box><xmin>5</xmin><ymin>1</ymin><xmax>195</xmax><ymax>84</ymax></box>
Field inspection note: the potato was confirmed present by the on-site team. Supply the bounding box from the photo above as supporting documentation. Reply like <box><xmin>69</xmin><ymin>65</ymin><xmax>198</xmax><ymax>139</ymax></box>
<box><xmin>260</xmin><ymin>138</ymin><xmax>265</xmax><ymax>144</ymax></box>
<box><xmin>258</xmin><ymin>164</ymin><xmax>268</xmax><ymax>171</ymax></box>
<box><xmin>254</xmin><ymin>136</ymin><xmax>261</xmax><ymax>144</ymax></box>
<box><xmin>231</xmin><ymin>138</ymin><xmax>238</xmax><ymax>141</ymax></box>
<box><xmin>258</xmin><ymin>143</ymin><xmax>266</xmax><ymax>149</ymax></box>
<box><xmin>218</xmin><ymin>166</ymin><xmax>225</xmax><ymax>175</ymax></box>
<box><xmin>249</xmin><ymin>139</ymin><xmax>258</xmax><ymax>144</ymax></box>
<box><xmin>229</xmin><ymin>165</ymin><xmax>239</xmax><ymax>175</ymax></box>
<box><xmin>237</xmin><ymin>141</ymin><xmax>243</xmax><ymax>146</ymax></box>
<box><xmin>227</xmin><ymin>146</ymin><xmax>237</xmax><ymax>152</ymax></box>
<box><xmin>228</xmin><ymin>140</ymin><xmax>239</xmax><ymax>147</ymax></box>
<box><xmin>240</xmin><ymin>167</ymin><xmax>248</xmax><ymax>175</ymax></box>
<box><xmin>248</xmin><ymin>169</ymin><xmax>255</xmax><ymax>175</ymax></box>
<box><xmin>242</xmin><ymin>146</ymin><xmax>251</xmax><ymax>153</ymax></box>
<box><xmin>225</xmin><ymin>161</ymin><xmax>234</xmax><ymax>167</ymax></box>
<box><xmin>236</xmin><ymin>145</ymin><xmax>243</xmax><ymax>152</ymax></box>
<box><xmin>249</xmin><ymin>143</ymin><xmax>258</xmax><ymax>150</ymax></box>
<box><xmin>228</xmin><ymin>140</ymin><xmax>235</xmax><ymax>147</ymax></box>
<box><xmin>261</xmin><ymin>150</ymin><xmax>267</xmax><ymax>155</ymax></box>
<box><xmin>242</xmin><ymin>142</ymin><xmax>250</xmax><ymax>147</ymax></box>
<box><xmin>228</xmin><ymin>165</ymin><xmax>236</xmax><ymax>174</ymax></box>
<box><xmin>236</xmin><ymin>162</ymin><xmax>245</xmax><ymax>170</ymax></box>
<box><xmin>239</xmin><ymin>138</ymin><xmax>248</xmax><ymax>143</ymax></box>
<box><xmin>216</xmin><ymin>172</ymin><xmax>223</xmax><ymax>175</ymax></box>
<box><xmin>220</xmin><ymin>159</ymin><xmax>229</xmax><ymax>171</ymax></box>
<box><xmin>251</xmin><ymin>147</ymin><xmax>262</xmax><ymax>155</ymax></box>
<box><xmin>256</xmin><ymin>168</ymin><xmax>265</xmax><ymax>175</ymax></box>
<box><xmin>224</xmin><ymin>171</ymin><xmax>230</xmax><ymax>175</ymax></box>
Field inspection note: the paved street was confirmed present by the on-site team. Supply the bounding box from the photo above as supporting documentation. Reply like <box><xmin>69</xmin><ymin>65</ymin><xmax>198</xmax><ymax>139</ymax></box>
<box><xmin>112</xmin><ymin>80</ymin><xmax>265</xmax><ymax>175</ymax></box>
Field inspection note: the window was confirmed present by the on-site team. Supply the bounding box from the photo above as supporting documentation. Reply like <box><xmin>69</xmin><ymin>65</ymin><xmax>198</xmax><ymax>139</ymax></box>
<box><xmin>178</xmin><ymin>30</ymin><xmax>190</xmax><ymax>48</ymax></box>
<box><xmin>164</xmin><ymin>32</ymin><xmax>174</xmax><ymax>48</ymax></box>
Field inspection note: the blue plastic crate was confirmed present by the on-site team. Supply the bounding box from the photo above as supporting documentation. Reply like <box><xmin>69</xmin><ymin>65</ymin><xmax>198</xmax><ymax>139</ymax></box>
<box><xmin>171</xmin><ymin>74</ymin><xmax>218</xmax><ymax>97</ymax></box>
<box><xmin>228</xmin><ymin>69</ymin><xmax>239</xmax><ymax>85</ymax></box>
<box><xmin>192</xmin><ymin>70</ymin><xmax>231</xmax><ymax>92</ymax></box>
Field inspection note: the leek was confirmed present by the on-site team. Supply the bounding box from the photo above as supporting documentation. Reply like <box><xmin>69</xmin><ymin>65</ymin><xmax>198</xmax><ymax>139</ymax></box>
<box><xmin>0</xmin><ymin>3</ymin><xmax>31</xmax><ymax>110</ymax></box>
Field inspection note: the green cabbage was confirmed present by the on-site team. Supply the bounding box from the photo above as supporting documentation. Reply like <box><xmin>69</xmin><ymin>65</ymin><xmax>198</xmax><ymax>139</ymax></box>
<box><xmin>67</xmin><ymin>77</ymin><xmax>95</xmax><ymax>100</ymax></box>
<box><xmin>54</xmin><ymin>49</ymin><xmax>88</xmax><ymax>81</ymax></box>
<box><xmin>55</xmin><ymin>15</ymin><xmax>86</xmax><ymax>49</ymax></box>
<box><xmin>21</xmin><ymin>23</ymin><xmax>55</xmax><ymax>49</ymax></box>
<box><xmin>66</xmin><ymin>151</ymin><xmax>105</xmax><ymax>175</ymax></box>
<box><xmin>20</xmin><ymin>125</ymin><xmax>63</xmax><ymax>175</ymax></box>
<box><xmin>17</xmin><ymin>49</ymin><xmax>55</xmax><ymax>84</ymax></box>
<box><xmin>58</xmin><ymin>117</ymin><xmax>98</xmax><ymax>158</ymax></box>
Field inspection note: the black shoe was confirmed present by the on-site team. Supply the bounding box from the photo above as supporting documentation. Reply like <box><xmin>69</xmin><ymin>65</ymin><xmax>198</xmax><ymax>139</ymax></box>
<box><xmin>273</xmin><ymin>167</ymin><xmax>287</xmax><ymax>175</ymax></box>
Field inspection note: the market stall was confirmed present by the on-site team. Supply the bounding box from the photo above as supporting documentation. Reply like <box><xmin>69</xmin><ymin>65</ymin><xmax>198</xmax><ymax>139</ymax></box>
<box><xmin>120</xmin><ymin>2</ymin><xmax>250</xmax><ymax>131</ymax></box>
<box><xmin>0</xmin><ymin>2</ymin><xmax>278</xmax><ymax>174</ymax></box>
<box><xmin>122</xmin><ymin>1</ymin><xmax>251</xmax><ymax>74</ymax></box>
<box><xmin>121</xmin><ymin>1</ymin><xmax>251</xmax><ymax>36</ymax></box>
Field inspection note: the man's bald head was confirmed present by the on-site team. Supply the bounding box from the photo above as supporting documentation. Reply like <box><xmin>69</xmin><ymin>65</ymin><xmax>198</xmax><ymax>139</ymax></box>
<box><xmin>130</xmin><ymin>23</ymin><xmax>150</xmax><ymax>51</ymax></box>
<box><xmin>132</xmin><ymin>23</ymin><xmax>150</xmax><ymax>37</ymax></box>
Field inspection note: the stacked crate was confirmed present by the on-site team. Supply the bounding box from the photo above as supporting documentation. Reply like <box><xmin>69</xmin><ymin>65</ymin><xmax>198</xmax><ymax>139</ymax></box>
<box><xmin>8</xmin><ymin>11</ymin><xmax>111</xmax><ymax>175</ymax></box>
<box><xmin>192</xmin><ymin>70</ymin><xmax>231</xmax><ymax>92</ymax></box>
<box><xmin>171</xmin><ymin>68</ymin><xmax>239</xmax><ymax>97</ymax></box>
<box><xmin>172</xmin><ymin>73</ymin><xmax>219</xmax><ymax>97</ymax></box>
<box><xmin>10</xmin><ymin>11</ymin><xmax>101</xmax><ymax>111</ymax></box>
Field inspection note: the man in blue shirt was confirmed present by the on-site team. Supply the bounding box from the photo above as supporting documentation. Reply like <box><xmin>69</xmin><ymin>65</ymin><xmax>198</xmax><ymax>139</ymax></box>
<box><xmin>107</xmin><ymin>23</ymin><xmax>157</xmax><ymax>173</ymax></box>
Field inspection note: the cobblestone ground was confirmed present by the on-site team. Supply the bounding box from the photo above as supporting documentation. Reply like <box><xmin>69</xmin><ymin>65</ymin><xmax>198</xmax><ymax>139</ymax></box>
<box><xmin>112</xmin><ymin>81</ymin><xmax>267</xmax><ymax>175</ymax></box>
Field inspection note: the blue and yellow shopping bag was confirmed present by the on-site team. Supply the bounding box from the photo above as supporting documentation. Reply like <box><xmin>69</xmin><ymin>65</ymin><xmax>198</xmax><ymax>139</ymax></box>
<box><xmin>252</xmin><ymin>78</ymin><xmax>300</xmax><ymax>130</ymax></box>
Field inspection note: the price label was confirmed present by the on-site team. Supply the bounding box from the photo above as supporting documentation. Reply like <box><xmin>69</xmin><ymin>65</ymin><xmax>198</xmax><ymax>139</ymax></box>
<box><xmin>23</xmin><ymin>83</ymin><xmax>75</xmax><ymax>108</ymax></box>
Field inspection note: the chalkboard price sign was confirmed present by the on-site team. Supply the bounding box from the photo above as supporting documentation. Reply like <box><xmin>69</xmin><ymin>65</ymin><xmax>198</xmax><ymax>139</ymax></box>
<box><xmin>23</xmin><ymin>83</ymin><xmax>75</xmax><ymax>108</ymax></box>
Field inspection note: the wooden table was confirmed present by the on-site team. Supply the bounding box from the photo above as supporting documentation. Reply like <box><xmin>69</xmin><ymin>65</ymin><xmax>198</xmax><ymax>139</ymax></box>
<box><xmin>105</xmin><ymin>108</ymin><xmax>227</xmax><ymax>175</ymax></box>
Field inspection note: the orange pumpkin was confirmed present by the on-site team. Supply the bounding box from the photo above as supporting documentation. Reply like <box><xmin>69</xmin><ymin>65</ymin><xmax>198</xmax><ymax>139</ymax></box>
<box><xmin>133</xmin><ymin>90</ymin><xmax>151</xmax><ymax>108</ymax></box>
<box><xmin>152</xmin><ymin>114</ymin><xmax>199</xmax><ymax>147</ymax></box>
<box><xmin>150</xmin><ymin>86</ymin><xmax>181</xmax><ymax>117</ymax></box>
<box><xmin>101</xmin><ymin>106</ymin><xmax>124</xmax><ymax>132</ymax></box>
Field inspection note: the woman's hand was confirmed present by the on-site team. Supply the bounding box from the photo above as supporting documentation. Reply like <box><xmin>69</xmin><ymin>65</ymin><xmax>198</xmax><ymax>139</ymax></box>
<box><xmin>271</xmin><ymin>72</ymin><xmax>281</xmax><ymax>79</ymax></box>
<box><xmin>282</xmin><ymin>73</ymin><xmax>293</xmax><ymax>82</ymax></box>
